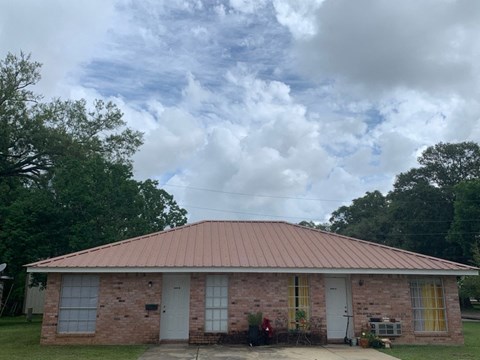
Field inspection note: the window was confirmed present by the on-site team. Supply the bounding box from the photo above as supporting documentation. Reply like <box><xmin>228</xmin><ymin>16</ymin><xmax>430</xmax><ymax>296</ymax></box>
<box><xmin>58</xmin><ymin>274</ymin><xmax>99</xmax><ymax>333</ymax></box>
<box><xmin>410</xmin><ymin>278</ymin><xmax>447</xmax><ymax>332</ymax></box>
<box><xmin>205</xmin><ymin>275</ymin><xmax>228</xmax><ymax>332</ymax></box>
<box><xmin>288</xmin><ymin>275</ymin><xmax>309</xmax><ymax>329</ymax></box>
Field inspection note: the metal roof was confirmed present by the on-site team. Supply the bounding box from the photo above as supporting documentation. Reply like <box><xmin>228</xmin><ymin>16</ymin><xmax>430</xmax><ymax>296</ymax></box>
<box><xmin>26</xmin><ymin>220</ymin><xmax>478</xmax><ymax>275</ymax></box>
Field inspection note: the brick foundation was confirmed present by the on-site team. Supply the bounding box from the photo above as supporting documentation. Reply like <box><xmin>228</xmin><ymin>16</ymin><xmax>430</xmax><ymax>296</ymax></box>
<box><xmin>40</xmin><ymin>272</ymin><xmax>464</xmax><ymax>345</ymax></box>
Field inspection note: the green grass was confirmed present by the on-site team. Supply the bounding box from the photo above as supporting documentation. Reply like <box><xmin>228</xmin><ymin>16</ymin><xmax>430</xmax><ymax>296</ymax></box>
<box><xmin>2</xmin><ymin>315</ymin><xmax>479</xmax><ymax>360</ymax></box>
<box><xmin>0</xmin><ymin>316</ymin><xmax>147</xmax><ymax>360</ymax></box>
<box><xmin>379</xmin><ymin>321</ymin><xmax>480</xmax><ymax>360</ymax></box>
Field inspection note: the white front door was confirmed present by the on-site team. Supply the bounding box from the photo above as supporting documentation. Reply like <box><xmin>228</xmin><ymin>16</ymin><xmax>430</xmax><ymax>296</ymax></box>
<box><xmin>325</xmin><ymin>277</ymin><xmax>350</xmax><ymax>340</ymax></box>
<box><xmin>160</xmin><ymin>274</ymin><xmax>190</xmax><ymax>340</ymax></box>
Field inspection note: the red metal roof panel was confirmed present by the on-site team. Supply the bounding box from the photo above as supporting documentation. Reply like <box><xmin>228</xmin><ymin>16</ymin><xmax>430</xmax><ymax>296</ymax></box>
<box><xmin>26</xmin><ymin>220</ymin><xmax>478</xmax><ymax>274</ymax></box>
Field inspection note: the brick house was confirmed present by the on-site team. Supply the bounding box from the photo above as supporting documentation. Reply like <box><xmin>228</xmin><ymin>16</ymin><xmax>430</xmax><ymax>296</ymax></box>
<box><xmin>26</xmin><ymin>220</ymin><xmax>477</xmax><ymax>345</ymax></box>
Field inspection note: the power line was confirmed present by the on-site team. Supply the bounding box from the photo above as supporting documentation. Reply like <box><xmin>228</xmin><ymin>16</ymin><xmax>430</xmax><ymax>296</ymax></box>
<box><xmin>164</xmin><ymin>183</ymin><xmax>480</xmax><ymax>204</ymax></box>
<box><xmin>181</xmin><ymin>203</ymin><xmax>480</xmax><ymax>226</ymax></box>
<box><xmin>184</xmin><ymin>204</ymin><xmax>479</xmax><ymax>236</ymax></box>
<box><xmin>182</xmin><ymin>204</ymin><xmax>320</xmax><ymax>221</ymax></box>
<box><xmin>164</xmin><ymin>184</ymin><xmax>343</xmax><ymax>202</ymax></box>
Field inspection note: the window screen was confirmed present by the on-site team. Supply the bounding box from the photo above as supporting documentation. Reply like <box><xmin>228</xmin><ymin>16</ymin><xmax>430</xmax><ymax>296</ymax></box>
<box><xmin>205</xmin><ymin>275</ymin><xmax>228</xmax><ymax>332</ymax></box>
<box><xmin>410</xmin><ymin>278</ymin><xmax>447</xmax><ymax>332</ymax></box>
<box><xmin>58</xmin><ymin>274</ymin><xmax>99</xmax><ymax>333</ymax></box>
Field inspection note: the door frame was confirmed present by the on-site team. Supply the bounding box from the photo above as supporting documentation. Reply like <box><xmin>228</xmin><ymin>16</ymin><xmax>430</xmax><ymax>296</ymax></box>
<box><xmin>160</xmin><ymin>274</ymin><xmax>190</xmax><ymax>341</ymax></box>
<box><xmin>324</xmin><ymin>275</ymin><xmax>354</xmax><ymax>341</ymax></box>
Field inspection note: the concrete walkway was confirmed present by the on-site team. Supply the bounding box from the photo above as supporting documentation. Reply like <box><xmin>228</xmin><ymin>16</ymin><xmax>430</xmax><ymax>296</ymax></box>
<box><xmin>138</xmin><ymin>344</ymin><xmax>400</xmax><ymax>360</ymax></box>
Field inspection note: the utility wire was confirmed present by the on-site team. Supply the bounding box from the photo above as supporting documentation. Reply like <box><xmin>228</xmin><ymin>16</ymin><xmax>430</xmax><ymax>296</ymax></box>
<box><xmin>182</xmin><ymin>204</ymin><xmax>317</xmax><ymax>221</ymax></box>
<box><xmin>164</xmin><ymin>184</ymin><xmax>343</xmax><ymax>202</ymax></box>
<box><xmin>181</xmin><ymin>203</ymin><xmax>480</xmax><ymax>226</ymax></box>
<box><xmin>164</xmin><ymin>183</ymin><xmax>480</xmax><ymax>204</ymax></box>
<box><xmin>184</xmin><ymin>204</ymin><xmax>480</xmax><ymax>236</ymax></box>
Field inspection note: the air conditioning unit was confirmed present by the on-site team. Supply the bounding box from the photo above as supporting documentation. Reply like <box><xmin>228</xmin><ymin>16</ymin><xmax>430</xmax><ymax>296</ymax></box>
<box><xmin>370</xmin><ymin>322</ymin><xmax>402</xmax><ymax>337</ymax></box>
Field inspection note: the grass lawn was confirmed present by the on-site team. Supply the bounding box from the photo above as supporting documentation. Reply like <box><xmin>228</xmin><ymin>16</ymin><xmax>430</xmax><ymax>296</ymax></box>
<box><xmin>0</xmin><ymin>316</ymin><xmax>147</xmax><ymax>360</ymax></box>
<box><xmin>379</xmin><ymin>321</ymin><xmax>480</xmax><ymax>360</ymax></box>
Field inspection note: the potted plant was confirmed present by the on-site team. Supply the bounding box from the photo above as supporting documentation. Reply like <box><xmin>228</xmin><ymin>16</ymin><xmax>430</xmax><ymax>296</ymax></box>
<box><xmin>295</xmin><ymin>309</ymin><xmax>307</xmax><ymax>327</ymax></box>
<box><xmin>369</xmin><ymin>333</ymin><xmax>383</xmax><ymax>348</ymax></box>
<box><xmin>359</xmin><ymin>332</ymin><xmax>370</xmax><ymax>348</ymax></box>
<box><xmin>247</xmin><ymin>312</ymin><xmax>262</xmax><ymax>346</ymax></box>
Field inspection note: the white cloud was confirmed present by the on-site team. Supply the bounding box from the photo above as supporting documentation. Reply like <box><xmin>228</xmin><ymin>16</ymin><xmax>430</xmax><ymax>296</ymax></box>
<box><xmin>0</xmin><ymin>0</ymin><xmax>117</xmax><ymax>97</ymax></box>
<box><xmin>181</xmin><ymin>73</ymin><xmax>213</xmax><ymax>109</ymax></box>
<box><xmin>156</xmin><ymin>71</ymin><xmax>348</xmax><ymax>222</ymax></box>
<box><xmin>132</xmin><ymin>107</ymin><xmax>205</xmax><ymax>179</ymax></box>
<box><xmin>294</xmin><ymin>0</ymin><xmax>480</xmax><ymax>97</ymax></box>
<box><xmin>5</xmin><ymin>0</ymin><xmax>480</xmax><ymax>225</ymax></box>
<box><xmin>273</xmin><ymin>0</ymin><xmax>324</xmax><ymax>39</ymax></box>
<box><xmin>229</xmin><ymin>0</ymin><xmax>268</xmax><ymax>14</ymax></box>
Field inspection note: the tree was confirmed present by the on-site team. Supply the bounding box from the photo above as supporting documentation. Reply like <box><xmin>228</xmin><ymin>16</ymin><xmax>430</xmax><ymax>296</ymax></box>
<box><xmin>387</xmin><ymin>180</ymin><xmax>453</xmax><ymax>258</ymax></box>
<box><xmin>447</xmin><ymin>180</ymin><xmax>480</xmax><ymax>263</ymax></box>
<box><xmin>417</xmin><ymin>142</ymin><xmax>480</xmax><ymax>189</ymax></box>
<box><xmin>317</xmin><ymin>142</ymin><xmax>480</xmax><ymax>263</ymax></box>
<box><xmin>388</xmin><ymin>142</ymin><xmax>480</xmax><ymax>261</ymax></box>
<box><xmin>459</xmin><ymin>245</ymin><xmax>480</xmax><ymax>306</ymax></box>
<box><xmin>0</xmin><ymin>52</ymin><xmax>188</xmax><ymax>312</ymax></box>
<box><xmin>328</xmin><ymin>191</ymin><xmax>391</xmax><ymax>244</ymax></box>
<box><xmin>0</xmin><ymin>52</ymin><xmax>142</xmax><ymax>182</ymax></box>
<box><xmin>298</xmin><ymin>220</ymin><xmax>330</xmax><ymax>231</ymax></box>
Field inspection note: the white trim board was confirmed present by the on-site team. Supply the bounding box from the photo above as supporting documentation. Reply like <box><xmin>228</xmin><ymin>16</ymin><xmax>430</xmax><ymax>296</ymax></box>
<box><xmin>26</xmin><ymin>266</ymin><xmax>478</xmax><ymax>276</ymax></box>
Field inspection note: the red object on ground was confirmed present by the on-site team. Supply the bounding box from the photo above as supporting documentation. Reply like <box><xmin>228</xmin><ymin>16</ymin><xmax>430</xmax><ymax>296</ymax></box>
<box><xmin>262</xmin><ymin>317</ymin><xmax>273</xmax><ymax>338</ymax></box>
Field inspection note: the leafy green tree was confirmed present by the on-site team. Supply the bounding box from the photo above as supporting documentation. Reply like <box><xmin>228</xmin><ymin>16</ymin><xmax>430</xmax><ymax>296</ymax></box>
<box><xmin>388</xmin><ymin>142</ymin><xmax>480</xmax><ymax>261</ymax></box>
<box><xmin>328</xmin><ymin>191</ymin><xmax>391</xmax><ymax>244</ymax></box>
<box><xmin>49</xmin><ymin>155</ymin><xmax>187</xmax><ymax>252</ymax></box>
<box><xmin>0</xmin><ymin>52</ymin><xmax>45</xmax><ymax>181</ymax></box>
<box><xmin>417</xmin><ymin>142</ymin><xmax>480</xmax><ymax>188</ymax></box>
<box><xmin>317</xmin><ymin>142</ymin><xmax>480</xmax><ymax>263</ymax></box>
<box><xmin>459</xmin><ymin>245</ymin><xmax>480</xmax><ymax>306</ymax></box>
<box><xmin>0</xmin><ymin>52</ymin><xmax>142</xmax><ymax>182</ymax></box>
<box><xmin>0</xmin><ymin>52</ymin><xmax>188</xmax><ymax>312</ymax></box>
<box><xmin>298</xmin><ymin>220</ymin><xmax>330</xmax><ymax>231</ymax></box>
<box><xmin>448</xmin><ymin>180</ymin><xmax>480</xmax><ymax>263</ymax></box>
<box><xmin>387</xmin><ymin>180</ymin><xmax>453</xmax><ymax>258</ymax></box>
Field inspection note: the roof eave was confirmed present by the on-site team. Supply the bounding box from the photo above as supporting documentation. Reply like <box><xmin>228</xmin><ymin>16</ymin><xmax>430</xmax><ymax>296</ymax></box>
<box><xmin>26</xmin><ymin>266</ymin><xmax>479</xmax><ymax>276</ymax></box>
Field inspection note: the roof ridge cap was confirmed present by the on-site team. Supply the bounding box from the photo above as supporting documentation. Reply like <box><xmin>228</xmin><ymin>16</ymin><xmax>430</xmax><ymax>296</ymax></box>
<box><xmin>201</xmin><ymin>220</ymin><xmax>288</xmax><ymax>223</ymax></box>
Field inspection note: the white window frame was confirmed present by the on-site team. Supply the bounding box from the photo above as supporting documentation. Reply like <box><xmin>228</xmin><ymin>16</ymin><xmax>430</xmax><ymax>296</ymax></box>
<box><xmin>205</xmin><ymin>275</ymin><xmax>228</xmax><ymax>333</ymax></box>
<box><xmin>58</xmin><ymin>274</ymin><xmax>99</xmax><ymax>334</ymax></box>
<box><xmin>410</xmin><ymin>278</ymin><xmax>447</xmax><ymax>332</ymax></box>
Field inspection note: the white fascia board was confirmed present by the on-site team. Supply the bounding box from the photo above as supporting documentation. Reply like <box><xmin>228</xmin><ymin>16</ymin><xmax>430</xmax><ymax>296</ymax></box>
<box><xmin>26</xmin><ymin>266</ymin><xmax>478</xmax><ymax>276</ymax></box>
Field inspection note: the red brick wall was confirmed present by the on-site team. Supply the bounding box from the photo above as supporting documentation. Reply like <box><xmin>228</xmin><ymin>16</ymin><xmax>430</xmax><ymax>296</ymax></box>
<box><xmin>40</xmin><ymin>272</ymin><xmax>463</xmax><ymax>345</ymax></box>
<box><xmin>41</xmin><ymin>273</ymin><xmax>162</xmax><ymax>345</ymax></box>
<box><xmin>350</xmin><ymin>274</ymin><xmax>464</xmax><ymax>345</ymax></box>
<box><xmin>189</xmin><ymin>273</ymin><xmax>293</xmax><ymax>344</ymax></box>
<box><xmin>41</xmin><ymin>273</ymin><xmax>62</xmax><ymax>344</ymax></box>
<box><xmin>188</xmin><ymin>273</ymin><xmax>327</xmax><ymax>344</ymax></box>
<box><xmin>189</xmin><ymin>273</ymin><xmax>208</xmax><ymax>343</ymax></box>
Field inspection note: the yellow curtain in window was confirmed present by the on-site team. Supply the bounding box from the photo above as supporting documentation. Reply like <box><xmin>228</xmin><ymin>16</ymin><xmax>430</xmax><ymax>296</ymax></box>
<box><xmin>422</xmin><ymin>283</ymin><xmax>446</xmax><ymax>331</ymax></box>
<box><xmin>288</xmin><ymin>277</ymin><xmax>296</xmax><ymax>329</ymax></box>
<box><xmin>434</xmin><ymin>285</ymin><xmax>446</xmax><ymax>331</ymax></box>
<box><xmin>298</xmin><ymin>276</ymin><xmax>310</xmax><ymax>318</ymax></box>
<box><xmin>422</xmin><ymin>283</ymin><xmax>435</xmax><ymax>331</ymax></box>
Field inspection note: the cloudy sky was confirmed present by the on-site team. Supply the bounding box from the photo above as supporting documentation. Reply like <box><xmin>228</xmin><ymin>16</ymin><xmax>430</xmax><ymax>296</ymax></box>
<box><xmin>2</xmin><ymin>0</ymin><xmax>480</xmax><ymax>223</ymax></box>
